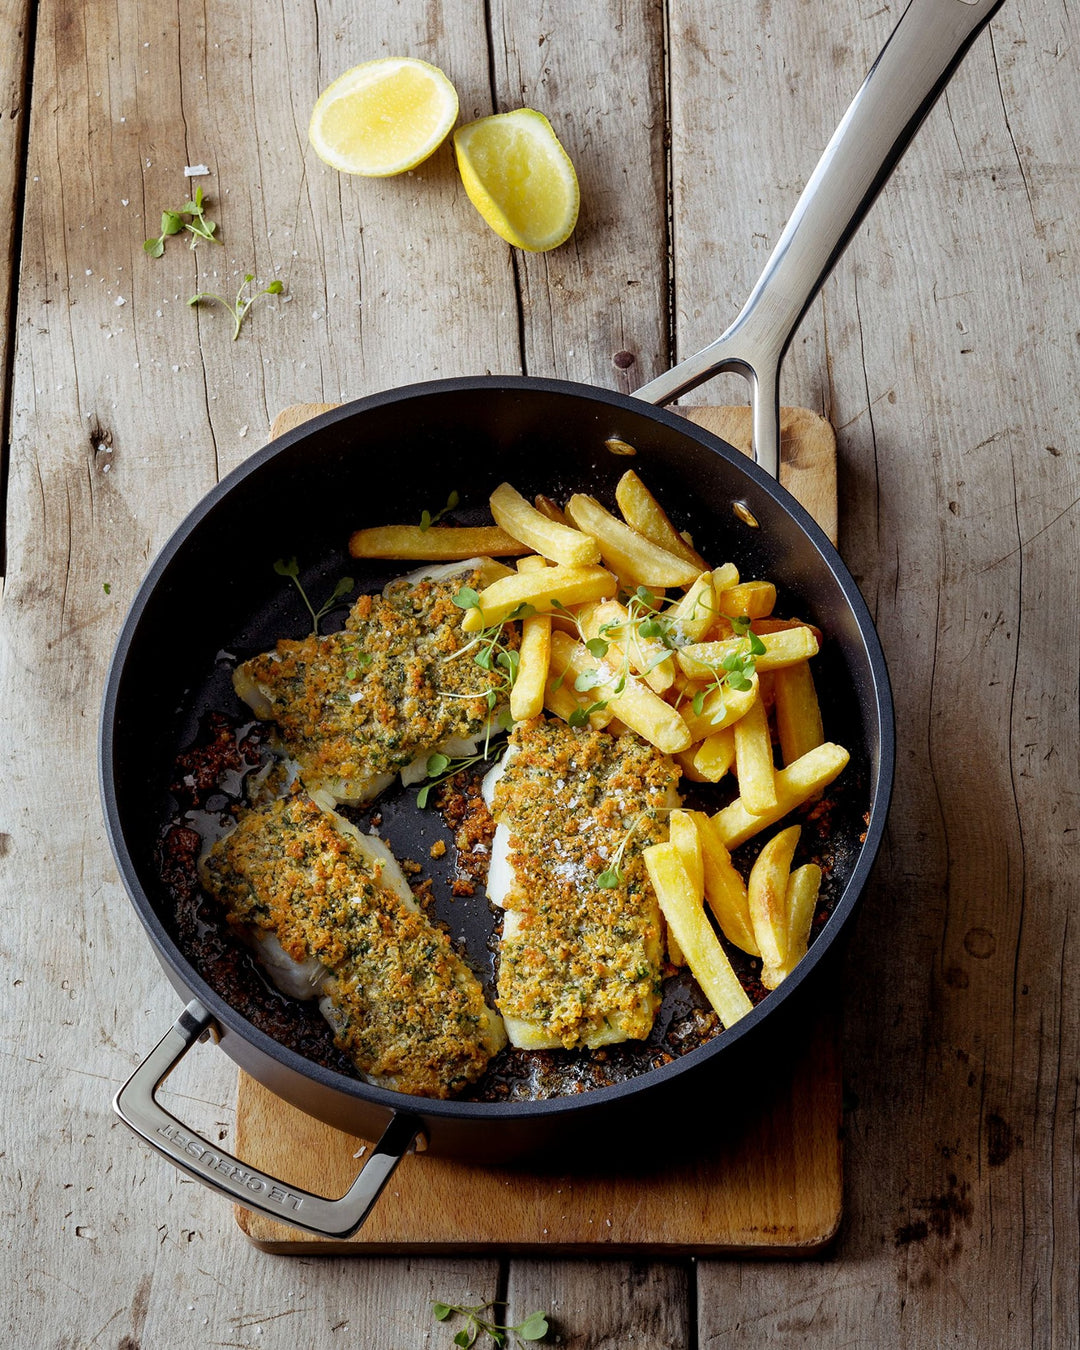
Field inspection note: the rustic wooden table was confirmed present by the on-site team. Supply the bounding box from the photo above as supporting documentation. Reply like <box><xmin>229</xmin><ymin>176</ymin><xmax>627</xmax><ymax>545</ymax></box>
<box><xmin>4</xmin><ymin>0</ymin><xmax>1078</xmax><ymax>1346</ymax></box>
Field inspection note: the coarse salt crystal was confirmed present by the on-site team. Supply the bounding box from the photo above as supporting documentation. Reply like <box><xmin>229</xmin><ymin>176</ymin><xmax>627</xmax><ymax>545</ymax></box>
<box><xmin>184</xmin><ymin>164</ymin><xmax>210</xmax><ymax>177</ymax></box>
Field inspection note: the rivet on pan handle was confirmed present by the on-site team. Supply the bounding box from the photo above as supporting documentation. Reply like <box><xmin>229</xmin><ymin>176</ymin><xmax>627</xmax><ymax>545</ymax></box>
<box><xmin>113</xmin><ymin>999</ymin><xmax>423</xmax><ymax>1240</ymax></box>
<box><xmin>634</xmin><ymin>0</ymin><xmax>1007</xmax><ymax>479</ymax></box>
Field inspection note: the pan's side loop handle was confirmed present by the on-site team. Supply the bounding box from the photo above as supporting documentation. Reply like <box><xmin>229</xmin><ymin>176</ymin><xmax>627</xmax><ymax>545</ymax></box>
<box><xmin>113</xmin><ymin>999</ymin><xmax>423</xmax><ymax>1240</ymax></box>
<box><xmin>633</xmin><ymin>0</ymin><xmax>1006</xmax><ymax>479</ymax></box>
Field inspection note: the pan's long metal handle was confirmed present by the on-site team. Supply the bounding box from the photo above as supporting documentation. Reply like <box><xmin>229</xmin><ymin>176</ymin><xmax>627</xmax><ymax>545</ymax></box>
<box><xmin>634</xmin><ymin>0</ymin><xmax>1006</xmax><ymax>479</ymax></box>
<box><xmin>114</xmin><ymin>999</ymin><xmax>423</xmax><ymax>1240</ymax></box>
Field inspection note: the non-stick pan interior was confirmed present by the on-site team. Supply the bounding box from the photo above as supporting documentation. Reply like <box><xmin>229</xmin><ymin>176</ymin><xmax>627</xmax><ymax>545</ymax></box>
<box><xmin>102</xmin><ymin>376</ymin><xmax>891</xmax><ymax>1120</ymax></box>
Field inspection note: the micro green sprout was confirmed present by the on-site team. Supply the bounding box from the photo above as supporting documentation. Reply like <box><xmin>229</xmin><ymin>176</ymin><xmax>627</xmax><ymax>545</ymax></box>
<box><xmin>420</xmin><ymin>489</ymin><xmax>460</xmax><ymax>531</ymax></box>
<box><xmin>272</xmin><ymin>557</ymin><xmax>353</xmax><ymax>635</ymax></box>
<box><xmin>189</xmin><ymin>273</ymin><xmax>284</xmax><ymax>339</ymax></box>
<box><xmin>431</xmin><ymin>1300</ymin><xmax>549</xmax><ymax>1348</ymax></box>
<box><xmin>144</xmin><ymin>186</ymin><xmax>221</xmax><ymax>257</ymax></box>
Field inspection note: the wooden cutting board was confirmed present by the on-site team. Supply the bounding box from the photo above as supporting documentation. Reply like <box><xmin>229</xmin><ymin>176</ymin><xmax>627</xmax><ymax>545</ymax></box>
<box><xmin>233</xmin><ymin>401</ymin><xmax>841</xmax><ymax>1256</ymax></box>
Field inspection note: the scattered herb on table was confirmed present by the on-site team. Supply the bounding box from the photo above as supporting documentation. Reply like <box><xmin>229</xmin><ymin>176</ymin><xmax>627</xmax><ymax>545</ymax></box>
<box><xmin>102</xmin><ymin>581</ymin><xmax>112</xmax><ymax>595</ymax></box>
<box><xmin>432</xmin><ymin>1300</ymin><xmax>549</xmax><ymax>1348</ymax></box>
<box><xmin>144</xmin><ymin>186</ymin><xmax>222</xmax><ymax>257</ymax></box>
<box><xmin>272</xmin><ymin>558</ymin><xmax>353</xmax><ymax>635</ymax></box>
<box><xmin>190</xmin><ymin>274</ymin><xmax>284</xmax><ymax>340</ymax></box>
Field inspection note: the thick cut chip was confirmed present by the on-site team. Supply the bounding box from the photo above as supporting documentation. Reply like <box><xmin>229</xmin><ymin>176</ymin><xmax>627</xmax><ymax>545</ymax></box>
<box><xmin>484</xmin><ymin>718</ymin><xmax>680</xmax><ymax>1049</ymax></box>
<box><xmin>234</xmin><ymin>561</ymin><xmax>513</xmax><ymax>803</ymax></box>
<box><xmin>200</xmin><ymin>792</ymin><xmax>506</xmax><ymax>1098</ymax></box>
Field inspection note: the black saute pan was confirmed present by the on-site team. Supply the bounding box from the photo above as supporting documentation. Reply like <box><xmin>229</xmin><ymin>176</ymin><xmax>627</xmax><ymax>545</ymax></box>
<box><xmin>103</xmin><ymin>0</ymin><xmax>1002</xmax><ymax>1239</ymax></box>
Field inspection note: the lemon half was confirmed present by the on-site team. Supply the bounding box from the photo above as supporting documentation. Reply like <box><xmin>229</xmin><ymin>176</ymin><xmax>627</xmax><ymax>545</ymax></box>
<box><xmin>309</xmin><ymin>57</ymin><xmax>459</xmax><ymax>177</ymax></box>
<box><xmin>454</xmin><ymin>109</ymin><xmax>580</xmax><ymax>252</ymax></box>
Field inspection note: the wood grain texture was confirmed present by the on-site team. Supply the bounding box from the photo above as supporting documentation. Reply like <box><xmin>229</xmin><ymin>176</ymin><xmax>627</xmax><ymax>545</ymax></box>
<box><xmin>0</xmin><ymin>0</ymin><xmax>32</xmax><ymax>497</ymax></box>
<box><xmin>671</xmin><ymin>0</ymin><xmax>1080</xmax><ymax>1345</ymax></box>
<box><xmin>234</xmin><ymin>1006</ymin><xmax>840</xmax><ymax>1256</ymax></box>
<box><xmin>3</xmin><ymin>0</ymin><xmax>1078</xmax><ymax>1342</ymax></box>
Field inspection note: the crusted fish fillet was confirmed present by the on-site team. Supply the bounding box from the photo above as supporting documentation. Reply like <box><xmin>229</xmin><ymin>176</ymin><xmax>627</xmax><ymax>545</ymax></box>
<box><xmin>234</xmin><ymin>559</ymin><xmax>512</xmax><ymax>803</ymax></box>
<box><xmin>484</xmin><ymin>718</ymin><xmax>680</xmax><ymax>1050</ymax></box>
<box><xmin>200</xmin><ymin>790</ymin><xmax>506</xmax><ymax>1098</ymax></box>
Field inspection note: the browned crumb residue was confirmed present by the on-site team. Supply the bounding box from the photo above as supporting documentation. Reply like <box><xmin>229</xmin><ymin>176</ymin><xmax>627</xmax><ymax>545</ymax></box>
<box><xmin>429</xmin><ymin>838</ymin><xmax>448</xmax><ymax>859</ymax></box>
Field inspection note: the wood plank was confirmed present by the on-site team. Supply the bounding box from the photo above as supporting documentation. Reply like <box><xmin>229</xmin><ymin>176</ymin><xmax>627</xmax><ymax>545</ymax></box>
<box><xmin>240</xmin><ymin>401</ymin><xmax>840</xmax><ymax>1259</ymax></box>
<box><xmin>233</xmin><ymin>1004</ymin><xmax>840</xmax><ymax>1255</ymax></box>
<box><xmin>486</xmin><ymin>0</ymin><xmax>670</xmax><ymax>390</ymax></box>
<box><xmin>0</xmin><ymin>0</ymin><xmax>33</xmax><ymax>518</ymax></box>
<box><xmin>0</xmin><ymin>0</ymin><xmax>509</xmax><ymax>1345</ymax></box>
<box><xmin>507</xmin><ymin>1260</ymin><xmax>691</xmax><ymax>1349</ymax></box>
<box><xmin>670</xmin><ymin>0</ymin><xmax>1080</xmax><ymax>1344</ymax></box>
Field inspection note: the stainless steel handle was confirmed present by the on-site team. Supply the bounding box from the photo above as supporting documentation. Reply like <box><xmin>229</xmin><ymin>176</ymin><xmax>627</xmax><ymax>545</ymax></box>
<box><xmin>113</xmin><ymin>999</ymin><xmax>423</xmax><ymax>1240</ymax></box>
<box><xmin>634</xmin><ymin>0</ymin><xmax>1006</xmax><ymax>478</ymax></box>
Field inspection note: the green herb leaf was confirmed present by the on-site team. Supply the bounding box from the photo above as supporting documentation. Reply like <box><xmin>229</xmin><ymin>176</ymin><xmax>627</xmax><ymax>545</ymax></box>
<box><xmin>517</xmin><ymin>1311</ymin><xmax>549</xmax><ymax>1340</ymax></box>
<box><xmin>453</xmin><ymin>1330</ymin><xmax>472</xmax><ymax>1348</ymax></box>
<box><xmin>727</xmin><ymin>670</ymin><xmax>752</xmax><ymax>691</ymax></box>
<box><xmin>749</xmin><ymin>632</ymin><xmax>767</xmax><ymax>656</ymax></box>
<box><xmin>731</xmin><ymin>615</ymin><xmax>752</xmax><ymax>635</ymax></box>
<box><xmin>427</xmin><ymin>753</ymin><xmax>451</xmax><ymax>777</ymax></box>
<box><xmin>419</xmin><ymin>509</ymin><xmax>433</xmax><ymax>531</ymax></box>
<box><xmin>143</xmin><ymin>236</ymin><xmax>165</xmax><ymax>257</ymax></box>
<box><xmin>102</xmin><ymin>581</ymin><xmax>112</xmax><ymax>595</ymax></box>
<box><xmin>691</xmin><ymin>688</ymin><xmax>706</xmax><ymax>716</ymax></box>
<box><xmin>329</xmin><ymin>576</ymin><xmax>354</xmax><ymax>604</ymax></box>
<box><xmin>417</xmin><ymin>784</ymin><xmax>432</xmax><ymax>808</ymax></box>
<box><xmin>567</xmin><ymin>708</ymin><xmax>589</xmax><ymax>728</ymax></box>
<box><xmin>585</xmin><ymin>637</ymin><xmax>609</xmax><ymax>659</ymax></box>
<box><xmin>453</xmin><ymin>586</ymin><xmax>481</xmax><ymax>611</ymax></box>
<box><xmin>273</xmin><ymin>556</ymin><xmax>299</xmax><ymax>579</ymax></box>
<box><xmin>432</xmin><ymin>1303</ymin><xmax>453</xmax><ymax>1321</ymax></box>
<box><xmin>550</xmin><ymin>672</ymin><xmax>565</xmax><ymax>692</ymax></box>
<box><xmin>596</xmin><ymin>867</ymin><xmax>621</xmax><ymax>888</ymax></box>
<box><xmin>505</xmin><ymin>602</ymin><xmax>536</xmax><ymax>622</ymax></box>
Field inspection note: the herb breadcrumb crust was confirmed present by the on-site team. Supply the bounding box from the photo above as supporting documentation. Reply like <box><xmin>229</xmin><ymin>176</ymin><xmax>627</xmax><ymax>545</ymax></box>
<box><xmin>488</xmin><ymin>718</ymin><xmax>681</xmax><ymax>1050</ymax></box>
<box><xmin>233</xmin><ymin>567</ymin><xmax>514</xmax><ymax>803</ymax></box>
<box><xmin>200</xmin><ymin>792</ymin><xmax>506</xmax><ymax>1098</ymax></box>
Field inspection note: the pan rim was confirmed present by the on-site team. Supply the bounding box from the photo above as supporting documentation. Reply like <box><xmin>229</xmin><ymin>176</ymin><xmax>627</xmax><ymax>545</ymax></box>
<box><xmin>100</xmin><ymin>374</ymin><xmax>894</xmax><ymax>1125</ymax></box>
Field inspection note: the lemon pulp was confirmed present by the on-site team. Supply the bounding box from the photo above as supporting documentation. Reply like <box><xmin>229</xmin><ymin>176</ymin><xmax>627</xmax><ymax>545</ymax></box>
<box><xmin>309</xmin><ymin>57</ymin><xmax>459</xmax><ymax>177</ymax></box>
<box><xmin>454</xmin><ymin>109</ymin><xmax>580</xmax><ymax>252</ymax></box>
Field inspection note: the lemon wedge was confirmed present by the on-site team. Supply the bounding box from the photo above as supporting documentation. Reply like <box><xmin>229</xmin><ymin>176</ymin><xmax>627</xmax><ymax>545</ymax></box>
<box><xmin>309</xmin><ymin>57</ymin><xmax>459</xmax><ymax>177</ymax></box>
<box><xmin>454</xmin><ymin>109</ymin><xmax>580</xmax><ymax>252</ymax></box>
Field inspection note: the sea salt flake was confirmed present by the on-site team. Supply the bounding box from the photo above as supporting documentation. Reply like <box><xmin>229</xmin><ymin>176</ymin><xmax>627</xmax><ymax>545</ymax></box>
<box><xmin>184</xmin><ymin>164</ymin><xmax>210</xmax><ymax>177</ymax></box>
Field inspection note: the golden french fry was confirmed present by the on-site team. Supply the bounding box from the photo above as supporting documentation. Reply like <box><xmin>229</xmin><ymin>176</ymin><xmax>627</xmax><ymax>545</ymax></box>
<box><xmin>676</xmin><ymin>626</ymin><xmax>820</xmax><ymax>679</ymax></box>
<box><xmin>732</xmin><ymin>696</ymin><xmax>778</xmax><ymax>815</ymax></box>
<box><xmin>712</xmin><ymin>743</ymin><xmax>850</xmax><ymax>848</ymax></box>
<box><xmin>547</xmin><ymin>630</ymin><xmax>613</xmax><ymax>729</ymax></box>
<box><xmin>348</xmin><ymin>524</ymin><xmax>531</xmax><ymax>560</ymax></box>
<box><xmin>773</xmin><ymin>661</ymin><xmax>825</xmax><ymax>765</ymax></box>
<box><xmin>460</xmin><ymin>564</ymin><xmax>616</xmax><ymax>632</ymax></box>
<box><xmin>717</xmin><ymin>580</ymin><xmax>777</xmax><ymax>619</ymax></box>
<box><xmin>669</xmin><ymin>810</ymin><xmax>704</xmax><ymax>895</ymax></box>
<box><xmin>690</xmin><ymin>727</ymin><xmax>735</xmax><ymax>781</ymax></box>
<box><xmin>674</xmin><ymin>747</ymin><xmax>710</xmax><ymax>783</ymax></box>
<box><xmin>643</xmin><ymin>842</ymin><xmax>753</xmax><ymax>1028</ymax></box>
<box><xmin>677</xmin><ymin>677</ymin><xmax>758</xmax><ymax>741</ymax></box>
<box><xmin>712</xmin><ymin>562</ymin><xmax>739</xmax><ymax>591</ymax></box>
<box><xmin>565</xmin><ymin>494</ymin><xmax>702</xmax><ymax>587</ymax></box>
<box><xmin>510</xmin><ymin>556</ymin><xmax>552</xmax><ymax>722</ymax></box>
<box><xmin>614</xmin><ymin>469</ymin><xmax>708</xmax><ymax>569</ymax></box>
<box><xmin>556</xmin><ymin>629</ymin><xmax>691</xmax><ymax>753</ymax></box>
<box><xmin>748</xmin><ymin>825</ymin><xmax>801</xmax><ymax>980</ymax></box>
<box><xmin>762</xmin><ymin>863</ymin><xmax>823</xmax><ymax>988</ymax></box>
<box><xmin>689</xmin><ymin>811</ymin><xmax>759</xmax><ymax>955</ymax></box>
<box><xmin>665</xmin><ymin>573</ymin><xmax>716</xmax><ymax>643</ymax></box>
<box><xmin>582</xmin><ymin>600</ymin><xmax>675</xmax><ymax>693</ymax></box>
<box><xmin>490</xmin><ymin>482</ymin><xmax>602</xmax><ymax>567</ymax></box>
<box><xmin>551</xmin><ymin>631</ymin><xmax>691</xmax><ymax>754</ymax></box>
